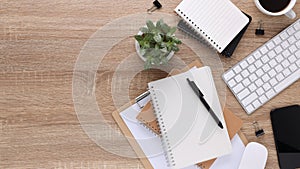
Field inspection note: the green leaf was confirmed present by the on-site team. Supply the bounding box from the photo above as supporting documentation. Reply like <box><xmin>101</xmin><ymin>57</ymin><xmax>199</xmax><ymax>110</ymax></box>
<box><xmin>172</xmin><ymin>45</ymin><xmax>179</xmax><ymax>52</ymax></box>
<box><xmin>146</xmin><ymin>20</ymin><xmax>155</xmax><ymax>32</ymax></box>
<box><xmin>153</xmin><ymin>34</ymin><xmax>162</xmax><ymax>43</ymax></box>
<box><xmin>160</xmin><ymin>21</ymin><xmax>170</xmax><ymax>34</ymax></box>
<box><xmin>160</xmin><ymin>47</ymin><xmax>168</xmax><ymax>53</ymax></box>
<box><xmin>167</xmin><ymin>27</ymin><xmax>177</xmax><ymax>36</ymax></box>
<box><xmin>134</xmin><ymin>35</ymin><xmax>143</xmax><ymax>41</ymax></box>
<box><xmin>140</xmin><ymin>27</ymin><xmax>149</xmax><ymax>33</ymax></box>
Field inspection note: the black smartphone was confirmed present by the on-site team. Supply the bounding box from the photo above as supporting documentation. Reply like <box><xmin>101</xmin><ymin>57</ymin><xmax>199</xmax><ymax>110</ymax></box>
<box><xmin>271</xmin><ymin>105</ymin><xmax>300</xmax><ymax>169</ymax></box>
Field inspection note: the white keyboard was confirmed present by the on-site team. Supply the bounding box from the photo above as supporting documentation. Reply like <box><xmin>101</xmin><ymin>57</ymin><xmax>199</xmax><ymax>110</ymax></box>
<box><xmin>223</xmin><ymin>19</ymin><xmax>300</xmax><ymax>114</ymax></box>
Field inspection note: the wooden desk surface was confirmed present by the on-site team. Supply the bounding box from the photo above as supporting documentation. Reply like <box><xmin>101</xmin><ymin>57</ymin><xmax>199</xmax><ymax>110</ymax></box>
<box><xmin>0</xmin><ymin>0</ymin><xmax>299</xmax><ymax>168</ymax></box>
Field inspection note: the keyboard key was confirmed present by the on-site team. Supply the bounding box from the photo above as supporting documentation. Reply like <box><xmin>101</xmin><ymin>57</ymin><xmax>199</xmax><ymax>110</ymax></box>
<box><xmin>256</xmin><ymin>87</ymin><xmax>264</xmax><ymax>95</ymax></box>
<box><xmin>261</xmin><ymin>55</ymin><xmax>270</xmax><ymax>63</ymax></box>
<box><xmin>267</xmin><ymin>50</ymin><xmax>276</xmax><ymax>58</ymax></box>
<box><xmin>235</xmin><ymin>74</ymin><xmax>243</xmax><ymax>82</ymax></box>
<box><xmin>255</xmin><ymin>79</ymin><xmax>263</xmax><ymax>86</ymax></box>
<box><xmin>289</xmin><ymin>63</ymin><xmax>297</xmax><ymax>72</ymax></box>
<box><xmin>273</xmin><ymin>36</ymin><xmax>281</xmax><ymax>45</ymax></box>
<box><xmin>275</xmin><ymin>64</ymin><xmax>283</xmax><ymax>73</ymax></box>
<box><xmin>259</xmin><ymin>95</ymin><xmax>267</xmax><ymax>104</ymax></box>
<box><xmin>282</xmin><ymin>49</ymin><xmax>291</xmax><ymax>57</ymax></box>
<box><xmin>249</xmin><ymin>74</ymin><xmax>258</xmax><ymax>82</ymax></box>
<box><xmin>275</xmin><ymin>54</ymin><xmax>284</xmax><ymax>62</ymax></box>
<box><xmin>228</xmin><ymin>79</ymin><xmax>236</xmax><ymax>87</ymax></box>
<box><xmin>233</xmin><ymin>65</ymin><xmax>242</xmax><ymax>73</ymax></box>
<box><xmin>288</xmin><ymin>55</ymin><xmax>297</xmax><ymax>63</ymax></box>
<box><xmin>283</xmin><ymin>68</ymin><xmax>291</xmax><ymax>77</ymax></box>
<box><xmin>246</xmin><ymin>56</ymin><xmax>255</xmax><ymax>64</ymax></box>
<box><xmin>224</xmin><ymin>70</ymin><xmax>235</xmax><ymax>80</ymax></box>
<box><xmin>249</xmin><ymin>83</ymin><xmax>257</xmax><ymax>92</ymax></box>
<box><xmin>260</xmin><ymin>46</ymin><xmax>268</xmax><ymax>54</ymax></box>
<box><xmin>287</xmin><ymin>36</ymin><xmax>296</xmax><ymax>44</ymax></box>
<box><xmin>294</xmin><ymin>22</ymin><xmax>300</xmax><ymax>29</ymax></box>
<box><xmin>240</xmin><ymin>60</ymin><xmax>248</xmax><ymax>69</ymax></box>
<box><xmin>287</xmin><ymin>27</ymin><xmax>295</xmax><ymax>35</ymax></box>
<box><xmin>289</xmin><ymin>45</ymin><xmax>297</xmax><ymax>53</ymax></box>
<box><xmin>262</xmin><ymin>64</ymin><xmax>271</xmax><ymax>72</ymax></box>
<box><xmin>268</xmin><ymin>59</ymin><xmax>277</xmax><ymax>67</ymax></box>
<box><xmin>295</xmin><ymin>51</ymin><xmax>300</xmax><ymax>58</ymax></box>
<box><xmin>252</xmin><ymin>100</ymin><xmax>261</xmax><ymax>109</ymax></box>
<box><xmin>248</xmin><ymin>65</ymin><xmax>256</xmax><ymax>73</ymax></box>
<box><xmin>237</xmin><ymin>88</ymin><xmax>250</xmax><ymax>100</ymax></box>
<box><xmin>295</xmin><ymin>31</ymin><xmax>300</xmax><ymax>39</ymax></box>
<box><xmin>263</xmin><ymin>83</ymin><xmax>271</xmax><ymax>91</ymax></box>
<box><xmin>242</xmin><ymin>78</ymin><xmax>251</xmax><ymax>86</ymax></box>
<box><xmin>275</xmin><ymin>46</ymin><xmax>283</xmax><ymax>54</ymax></box>
<box><xmin>254</xmin><ymin>60</ymin><xmax>263</xmax><ymax>68</ymax></box>
<box><xmin>296</xmin><ymin>60</ymin><xmax>300</xmax><ymax>67</ymax></box>
<box><xmin>256</xmin><ymin>69</ymin><xmax>264</xmax><ymax>77</ymax></box>
<box><xmin>296</xmin><ymin>41</ymin><xmax>300</xmax><ymax>48</ymax></box>
<box><xmin>269</xmin><ymin>78</ymin><xmax>278</xmax><ymax>86</ymax></box>
<box><xmin>280</xmin><ymin>31</ymin><xmax>289</xmax><ymax>40</ymax></box>
<box><xmin>233</xmin><ymin>83</ymin><xmax>244</xmax><ymax>93</ymax></box>
<box><xmin>276</xmin><ymin>73</ymin><xmax>284</xmax><ymax>81</ymax></box>
<box><xmin>266</xmin><ymin>89</ymin><xmax>276</xmax><ymax>99</ymax></box>
<box><xmin>266</xmin><ymin>41</ymin><xmax>275</xmax><ymax>50</ymax></box>
<box><xmin>268</xmin><ymin>69</ymin><xmax>276</xmax><ymax>77</ymax></box>
<box><xmin>246</xmin><ymin>105</ymin><xmax>255</xmax><ymax>113</ymax></box>
<box><xmin>242</xmin><ymin>93</ymin><xmax>258</xmax><ymax>106</ymax></box>
<box><xmin>274</xmin><ymin>69</ymin><xmax>300</xmax><ymax>92</ymax></box>
<box><xmin>262</xmin><ymin>74</ymin><xmax>270</xmax><ymax>82</ymax></box>
<box><xmin>282</xmin><ymin>60</ymin><xmax>290</xmax><ymax>68</ymax></box>
<box><xmin>281</xmin><ymin>40</ymin><xmax>289</xmax><ymax>49</ymax></box>
<box><xmin>241</xmin><ymin>69</ymin><xmax>249</xmax><ymax>78</ymax></box>
<box><xmin>253</xmin><ymin>51</ymin><xmax>262</xmax><ymax>59</ymax></box>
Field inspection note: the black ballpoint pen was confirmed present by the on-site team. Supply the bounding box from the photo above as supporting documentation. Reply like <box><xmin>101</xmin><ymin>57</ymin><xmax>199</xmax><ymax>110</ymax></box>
<box><xmin>187</xmin><ymin>78</ymin><xmax>224</xmax><ymax>129</ymax></box>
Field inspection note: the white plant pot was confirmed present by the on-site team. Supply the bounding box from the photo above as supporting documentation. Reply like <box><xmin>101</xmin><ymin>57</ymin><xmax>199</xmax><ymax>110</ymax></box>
<box><xmin>135</xmin><ymin>40</ymin><xmax>175</xmax><ymax>62</ymax></box>
<box><xmin>135</xmin><ymin>31</ymin><xmax>174</xmax><ymax>63</ymax></box>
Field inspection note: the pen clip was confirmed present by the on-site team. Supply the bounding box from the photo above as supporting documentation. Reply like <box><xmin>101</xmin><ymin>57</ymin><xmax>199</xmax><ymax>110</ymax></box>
<box><xmin>135</xmin><ymin>91</ymin><xmax>150</xmax><ymax>108</ymax></box>
<box><xmin>186</xmin><ymin>78</ymin><xmax>204</xmax><ymax>97</ymax></box>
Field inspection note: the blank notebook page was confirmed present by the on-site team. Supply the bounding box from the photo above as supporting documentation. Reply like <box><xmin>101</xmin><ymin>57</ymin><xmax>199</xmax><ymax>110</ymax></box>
<box><xmin>175</xmin><ymin>0</ymin><xmax>249</xmax><ymax>52</ymax></box>
<box><xmin>148</xmin><ymin>67</ymin><xmax>231</xmax><ymax>169</ymax></box>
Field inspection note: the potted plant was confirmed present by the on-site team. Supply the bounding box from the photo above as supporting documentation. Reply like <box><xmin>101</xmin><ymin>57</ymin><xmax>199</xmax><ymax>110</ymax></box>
<box><xmin>134</xmin><ymin>19</ymin><xmax>182</xmax><ymax>69</ymax></box>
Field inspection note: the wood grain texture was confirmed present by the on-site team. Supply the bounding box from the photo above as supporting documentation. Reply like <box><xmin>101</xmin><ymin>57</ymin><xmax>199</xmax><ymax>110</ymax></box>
<box><xmin>0</xmin><ymin>0</ymin><xmax>299</xmax><ymax>168</ymax></box>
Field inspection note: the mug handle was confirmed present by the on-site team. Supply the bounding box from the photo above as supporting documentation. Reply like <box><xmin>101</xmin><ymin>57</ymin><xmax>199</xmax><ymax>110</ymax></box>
<box><xmin>285</xmin><ymin>9</ymin><xmax>296</xmax><ymax>19</ymax></box>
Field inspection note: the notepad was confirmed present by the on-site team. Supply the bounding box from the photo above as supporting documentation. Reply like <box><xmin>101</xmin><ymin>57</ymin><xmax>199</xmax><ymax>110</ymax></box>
<box><xmin>174</xmin><ymin>0</ymin><xmax>249</xmax><ymax>53</ymax></box>
<box><xmin>119</xmin><ymin>96</ymin><xmax>200</xmax><ymax>169</ymax></box>
<box><xmin>148</xmin><ymin>67</ymin><xmax>231</xmax><ymax>168</ymax></box>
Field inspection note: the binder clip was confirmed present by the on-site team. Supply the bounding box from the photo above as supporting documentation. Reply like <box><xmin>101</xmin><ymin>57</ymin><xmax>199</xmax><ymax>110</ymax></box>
<box><xmin>147</xmin><ymin>0</ymin><xmax>162</xmax><ymax>13</ymax></box>
<box><xmin>255</xmin><ymin>20</ymin><xmax>265</xmax><ymax>35</ymax></box>
<box><xmin>253</xmin><ymin>121</ymin><xmax>265</xmax><ymax>137</ymax></box>
<box><xmin>135</xmin><ymin>91</ymin><xmax>150</xmax><ymax>108</ymax></box>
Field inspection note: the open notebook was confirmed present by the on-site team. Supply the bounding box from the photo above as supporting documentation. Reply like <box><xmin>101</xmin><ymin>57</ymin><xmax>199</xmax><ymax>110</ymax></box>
<box><xmin>174</xmin><ymin>0</ymin><xmax>249</xmax><ymax>53</ymax></box>
<box><xmin>148</xmin><ymin>67</ymin><xmax>231</xmax><ymax>168</ymax></box>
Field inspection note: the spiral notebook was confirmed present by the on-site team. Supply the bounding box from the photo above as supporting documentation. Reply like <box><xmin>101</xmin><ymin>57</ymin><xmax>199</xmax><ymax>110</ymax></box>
<box><xmin>177</xmin><ymin>12</ymin><xmax>252</xmax><ymax>57</ymax></box>
<box><xmin>174</xmin><ymin>0</ymin><xmax>249</xmax><ymax>53</ymax></box>
<box><xmin>148</xmin><ymin>67</ymin><xmax>231</xmax><ymax>168</ymax></box>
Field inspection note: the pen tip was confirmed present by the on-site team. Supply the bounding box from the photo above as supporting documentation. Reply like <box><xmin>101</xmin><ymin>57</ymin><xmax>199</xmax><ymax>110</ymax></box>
<box><xmin>218</xmin><ymin>122</ymin><xmax>224</xmax><ymax>129</ymax></box>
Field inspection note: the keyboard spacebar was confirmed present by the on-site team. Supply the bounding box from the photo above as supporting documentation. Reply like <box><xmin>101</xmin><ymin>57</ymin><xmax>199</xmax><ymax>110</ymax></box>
<box><xmin>274</xmin><ymin>69</ymin><xmax>300</xmax><ymax>92</ymax></box>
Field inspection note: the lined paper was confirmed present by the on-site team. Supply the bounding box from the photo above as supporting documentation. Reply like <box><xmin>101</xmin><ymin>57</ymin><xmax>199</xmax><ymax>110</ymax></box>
<box><xmin>175</xmin><ymin>0</ymin><xmax>249</xmax><ymax>52</ymax></box>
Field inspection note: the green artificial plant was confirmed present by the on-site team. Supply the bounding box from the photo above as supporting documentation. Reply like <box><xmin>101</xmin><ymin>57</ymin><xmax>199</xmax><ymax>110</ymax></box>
<box><xmin>134</xmin><ymin>19</ymin><xmax>182</xmax><ymax>69</ymax></box>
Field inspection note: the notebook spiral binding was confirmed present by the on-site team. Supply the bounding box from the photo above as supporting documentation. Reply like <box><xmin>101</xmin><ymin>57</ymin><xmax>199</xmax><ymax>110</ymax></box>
<box><xmin>138</xmin><ymin>121</ymin><xmax>159</xmax><ymax>136</ymax></box>
<box><xmin>149</xmin><ymin>85</ymin><xmax>176</xmax><ymax>167</ymax></box>
<box><xmin>177</xmin><ymin>19</ymin><xmax>217</xmax><ymax>52</ymax></box>
<box><xmin>176</xmin><ymin>8</ymin><xmax>222</xmax><ymax>51</ymax></box>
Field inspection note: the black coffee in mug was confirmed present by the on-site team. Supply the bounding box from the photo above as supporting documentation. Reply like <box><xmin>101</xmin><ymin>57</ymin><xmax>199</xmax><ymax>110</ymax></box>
<box><xmin>258</xmin><ymin>0</ymin><xmax>291</xmax><ymax>12</ymax></box>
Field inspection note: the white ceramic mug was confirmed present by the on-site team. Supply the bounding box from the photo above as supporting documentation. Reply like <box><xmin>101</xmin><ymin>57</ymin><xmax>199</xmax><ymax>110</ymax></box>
<box><xmin>254</xmin><ymin>0</ymin><xmax>297</xmax><ymax>19</ymax></box>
